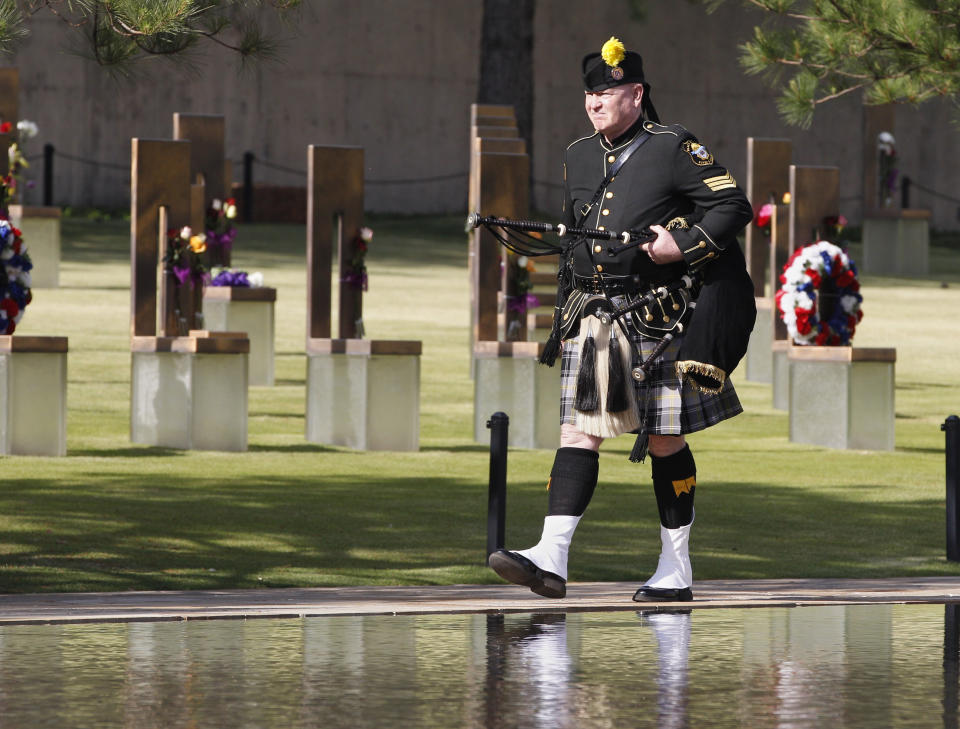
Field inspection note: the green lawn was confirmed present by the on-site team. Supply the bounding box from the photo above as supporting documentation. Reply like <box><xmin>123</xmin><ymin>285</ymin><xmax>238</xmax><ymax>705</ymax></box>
<box><xmin>2</xmin><ymin>215</ymin><xmax>958</xmax><ymax>593</ymax></box>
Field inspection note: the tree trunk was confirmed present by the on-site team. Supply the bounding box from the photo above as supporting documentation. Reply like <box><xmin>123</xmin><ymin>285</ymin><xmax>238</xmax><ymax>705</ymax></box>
<box><xmin>477</xmin><ymin>0</ymin><xmax>535</xmax><ymax>171</ymax></box>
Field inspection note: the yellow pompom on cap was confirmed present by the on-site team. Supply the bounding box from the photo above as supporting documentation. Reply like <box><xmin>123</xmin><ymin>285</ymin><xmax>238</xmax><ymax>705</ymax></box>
<box><xmin>600</xmin><ymin>36</ymin><xmax>626</xmax><ymax>67</ymax></box>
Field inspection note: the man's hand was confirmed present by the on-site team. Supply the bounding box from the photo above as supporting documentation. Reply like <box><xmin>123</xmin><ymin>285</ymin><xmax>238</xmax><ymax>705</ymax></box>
<box><xmin>641</xmin><ymin>225</ymin><xmax>684</xmax><ymax>265</ymax></box>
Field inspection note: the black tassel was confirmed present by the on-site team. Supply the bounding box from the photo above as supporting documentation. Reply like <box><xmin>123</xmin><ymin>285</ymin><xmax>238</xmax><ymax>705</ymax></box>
<box><xmin>629</xmin><ymin>431</ymin><xmax>649</xmax><ymax>463</ymax></box>
<box><xmin>606</xmin><ymin>330</ymin><xmax>629</xmax><ymax>413</ymax></box>
<box><xmin>574</xmin><ymin>328</ymin><xmax>599</xmax><ymax>412</ymax></box>
<box><xmin>539</xmin><ymin>332</ymin><xmax>561</xmax><ymax>366</ymax></box>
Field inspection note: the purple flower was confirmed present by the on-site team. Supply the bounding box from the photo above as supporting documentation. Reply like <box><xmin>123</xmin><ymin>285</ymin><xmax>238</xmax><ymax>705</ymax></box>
<box><xmin>172</xmin><ymin>266</ymin><xmax>192</xmax><ymax>285</ymax></box>
<box><xmin>210</xmin><ymin>269</ymin><xmax>250</xmax><ymax>287</ymax></box>
<box><xmin>507</xmin><ymin>293</ymin><xmax>540</xmax><ymax>313</ymax></box>
<box><xmin>342</xmin><ymin>272</ymin><xmax>368</xmax><ymax>291</ymax></box>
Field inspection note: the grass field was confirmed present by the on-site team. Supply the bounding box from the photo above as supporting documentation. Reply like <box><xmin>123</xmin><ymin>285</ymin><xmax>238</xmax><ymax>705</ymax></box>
<box><xmin>2</xmin><ymin>214</ymin><xmax>959</xmax><ymax>594</ymax></box>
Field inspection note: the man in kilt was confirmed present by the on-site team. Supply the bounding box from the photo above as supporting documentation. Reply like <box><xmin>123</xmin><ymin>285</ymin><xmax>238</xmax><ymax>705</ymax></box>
<box><xmin>488</xmin><ymin>37</ymin><xmax>755</xmax><ymax>602</ymax></box>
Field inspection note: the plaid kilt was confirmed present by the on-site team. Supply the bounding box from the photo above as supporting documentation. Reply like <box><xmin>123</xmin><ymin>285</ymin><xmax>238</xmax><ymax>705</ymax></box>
<box><xmin>559</xmin><ymin>317</ymin><xmax>742</xmax><ymax>436</ymax></box>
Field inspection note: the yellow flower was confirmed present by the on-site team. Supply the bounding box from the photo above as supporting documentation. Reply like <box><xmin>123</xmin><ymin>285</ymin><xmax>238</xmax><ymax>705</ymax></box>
<box><xmin>189</xmin><ymin>234</ymin><xmax>207</xmax><ymax>254</ymax></box>
<box><xmin>601</xmin><ymin>37</ymin><xmax>626</xmax><ymax>67</ymax></box>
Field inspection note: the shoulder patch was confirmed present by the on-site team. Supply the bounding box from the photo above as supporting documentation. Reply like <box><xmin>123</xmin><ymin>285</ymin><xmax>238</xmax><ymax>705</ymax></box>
<box><xmin>682</xmin><ymin>139</ymin><xmax>714</xmax><ymax>166</ymax></box>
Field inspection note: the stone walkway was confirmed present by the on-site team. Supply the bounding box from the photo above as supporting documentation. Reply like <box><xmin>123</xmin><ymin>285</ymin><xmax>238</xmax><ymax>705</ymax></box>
<box><xmin>1</xmin><ymin>577</ymin><xmax>959</xmax><ymax>625</ymax></box>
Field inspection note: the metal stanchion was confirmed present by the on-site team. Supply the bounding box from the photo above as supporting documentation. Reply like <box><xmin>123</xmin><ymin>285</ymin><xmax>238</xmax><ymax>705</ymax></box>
<box><xmin>43</xmin><ymin>143</ymin><xmax>54</xmax><ymax>206</ymax></box>
<box><xmin>944</xmin><ymin>415</ymin><xmax>960</xmax><ymax>561</ymax></box>
<box><xmin>486</xmin><ymin>412</ymin><xmax>509</xmax><ymax>562</ymax></box>
<box><xmin>242</xmin><ymin>151</ymin><xmax>255</xmax><ymax>223</ymax></box>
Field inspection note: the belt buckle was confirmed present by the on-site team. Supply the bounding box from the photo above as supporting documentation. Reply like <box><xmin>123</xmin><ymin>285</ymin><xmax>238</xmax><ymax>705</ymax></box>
<box><xmin>578</xmin><ymin>202</ymin><xmax>592</xmax><ymax>218</ymax></box>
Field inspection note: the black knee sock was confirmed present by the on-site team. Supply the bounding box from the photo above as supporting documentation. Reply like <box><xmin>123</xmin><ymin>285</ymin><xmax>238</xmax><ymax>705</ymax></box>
<box><xmin>650</xmin><ymin>445</ymin><xmax>696</xmax><ymax>528</ymax></box>
<box><xmin>547</xmin><ymin>447</ymin><xmax>600</xmax><ymax>516</ymax></box>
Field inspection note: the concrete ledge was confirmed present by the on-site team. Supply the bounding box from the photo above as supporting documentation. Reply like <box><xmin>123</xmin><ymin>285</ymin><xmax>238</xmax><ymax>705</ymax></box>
<box><xmin>131</xmin><ymin>333</ymin><xmax>250</xmax><ymax>354</ymax></box>
<box><xmin>473</xmin><ymin>340</ymin><xmax>559</xmax><ymax>449</ymax></box>
<box><xmin>0</xmin><ymin>335</ymin><xmax>68</xmax><ymax>353</ymax></box>
<box><xmin>788</xmin><ymin>346</ymin><xmax>896</xmax><ymax>363</ymax></box>
<box><xmin>473</xmin><ymin>340</ymin><xmax>544</xmax><ymax>358</ymax></box>
<box><xmin>744</xmin><ymin>297</ymin><xmax>774</xmax><ymax>383</ymax></box>
<box><xmin>204</xmin><ymin>286</ymin><xmax>277</xmax><ymax>302</ymax></box>
<box><xmin>1</xmin><ymin>577</ymin><xmax>959</xmax><ymax>625</ymax></box>
<box><xmin>8</xmin><ymin>204</ymin><xmax>61</xmax><ymax>219</ymax></box>
<box><xmin>306</xmin><ymin>339</ymin><xmax>421</xmax><ymax>450</ymax></box>
<box><xmin>306</xmin><ymin>338</ymin><xmax>422</xmax><ymax>356</ymax></box>
<box><xmin>0</xmin><ymin>340</ymin><xmax>68</xmax><ymax>456</ymax></box>
<box><xmin>788</xmin><ymin>345</ymin><xmax>896</xmax><ymax>450</ymax></box>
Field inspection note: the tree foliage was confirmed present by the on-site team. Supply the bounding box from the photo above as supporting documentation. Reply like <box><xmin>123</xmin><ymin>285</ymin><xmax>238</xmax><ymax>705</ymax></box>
<box><xmin>706</xmin><ymin>0</ymin><xmax>960</xmax><ymax>127</ymax></box>
<box><xmin>0</xmin><ymin>0</ymin><xmax>301</xmax><ymax>68</ymax></box>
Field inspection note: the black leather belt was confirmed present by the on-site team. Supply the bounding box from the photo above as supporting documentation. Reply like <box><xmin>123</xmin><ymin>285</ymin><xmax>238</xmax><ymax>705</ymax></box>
<box><xmin>572</xmin><ymin>273</ymin><xmax>641</xmax><ymax>295</ymax></box>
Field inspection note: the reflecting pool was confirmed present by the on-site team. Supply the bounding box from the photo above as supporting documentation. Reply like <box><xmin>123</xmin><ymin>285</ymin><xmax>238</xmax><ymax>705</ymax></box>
<box><xmin>1</xmin><ymin>603</ymin><xmax>958</xmax><ymax>728</ymax></box>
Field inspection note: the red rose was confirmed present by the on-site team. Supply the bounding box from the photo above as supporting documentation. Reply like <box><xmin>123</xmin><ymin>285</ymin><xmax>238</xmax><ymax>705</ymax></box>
<box><xmin>1</xmin><ymin>298</ymin><xmax>19</xmax><ymax>318</ymax></box>
<box><xmin>755</xmin><ymin>203</ymin><xmax>774</xmax><ymax>228</ymax></box>
<box><xmin>806</xmin><ymin>269</ymin><xmax>821</xmax><ymax>288</ymax></box>
<box><xmin>0</xmin><ymin>122</ymin><xmax>11</xmax><ymax>134</ymax></box>
<box><xmin>815</xmin><ymin>331</ymin><xmax>829</xmax><ymax>345</ymax></box>
<box><xmin>835</xmin><ymin>270</ymin><xmax>855</xmax><ymax>288</ymax></box>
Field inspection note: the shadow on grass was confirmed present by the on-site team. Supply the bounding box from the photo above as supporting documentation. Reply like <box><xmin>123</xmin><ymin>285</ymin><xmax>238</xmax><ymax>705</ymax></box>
<box><xmin>896</xmin><ymin>445</ymin><xmax>947</xmax><ymax>455</ymax></box>
<box><xmin>0</xmin><ymin>472</ymin><xmax>958</xmax><ymax>594</ymax></box>
<box><xmin>246</xmin><ymin>443</ymin><xmax>339</xmax><ymax>453</ymax></box>
<box><xmin>66</xmin><ymin>446</ymin><xmax>188</xmax><ymax>458</ymax></box>
<box><xmin>420</xmin><ymin>444</ymin><xmax>492</xmax><ymax>454</ymax></box>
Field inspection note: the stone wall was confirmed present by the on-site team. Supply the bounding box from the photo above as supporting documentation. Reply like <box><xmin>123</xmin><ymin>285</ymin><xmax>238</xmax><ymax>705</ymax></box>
<box><xmin>7</xmin><ymin>1</ymin><xmax>959</xmax><ymax>228</ymax></box>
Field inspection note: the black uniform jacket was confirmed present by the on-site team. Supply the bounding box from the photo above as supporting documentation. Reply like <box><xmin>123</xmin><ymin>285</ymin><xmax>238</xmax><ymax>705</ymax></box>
<box><xmin>562</xmin><ymin>117</ymin><xmax>753</xmax><ymax>281</ymax></box>
<box><xmin>560</xmin><ymin>117</ymin><xmax>757</xmax><ymax>390</ymax></box>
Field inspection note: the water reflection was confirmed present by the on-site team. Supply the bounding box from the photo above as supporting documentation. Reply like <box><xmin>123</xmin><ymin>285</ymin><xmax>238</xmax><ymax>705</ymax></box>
<box><xmin>0</xmin><ymin>604</ymin><xmax>956</xmax><ymax>728</ymax></box>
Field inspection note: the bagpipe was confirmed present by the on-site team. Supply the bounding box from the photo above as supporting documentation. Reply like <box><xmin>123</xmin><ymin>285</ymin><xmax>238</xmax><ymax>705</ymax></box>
<box><xmin>465</xmin><ymin>212</ymin><xmax>656</xmax><ymax>260</ymax></box>
<box><xmin>465</xmin><ymin>212</ymin><xmax>701</xmax><ymax>383</ymax></box>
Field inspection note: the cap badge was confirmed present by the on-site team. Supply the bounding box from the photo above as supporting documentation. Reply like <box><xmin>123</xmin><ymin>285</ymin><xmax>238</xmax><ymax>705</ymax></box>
<box><xmin>610</xmin><ymin>67</ymin><xmax>624</xmax><ymax>80</ymax></box>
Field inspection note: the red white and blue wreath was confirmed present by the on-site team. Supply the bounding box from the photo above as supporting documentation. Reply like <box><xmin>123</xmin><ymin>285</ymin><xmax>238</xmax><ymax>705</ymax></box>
<box><xmin>775</xmin><ymin>240</ymin><xmax>863</xmax><ymax>346</ymax></box>
<box><xmin>0</xmin><ymin>218</ymin><xmax>32</xmax><ymax>335</ymax></box>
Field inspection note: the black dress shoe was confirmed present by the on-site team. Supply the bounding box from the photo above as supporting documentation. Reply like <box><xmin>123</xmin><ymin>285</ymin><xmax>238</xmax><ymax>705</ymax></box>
<box><xmin>488</xmin><ymin>550</ymin><xmax>566</xmax><ymax>599</ymax></box>
<box><xmin>632</xmin><ymin>585</ymin><xmax>693</xmax><ymax>602</ymax></box>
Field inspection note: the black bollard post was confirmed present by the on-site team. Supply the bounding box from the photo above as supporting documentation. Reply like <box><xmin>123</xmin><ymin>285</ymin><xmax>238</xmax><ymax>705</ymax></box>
<box><xmin>944</xmin><ymin>415</ymin><xmax>960</xmax><ymax>561</ymax></box>
<box><xmin>43</xmin><ymin>143</ymin><xmax>54</xmax><ymax>207</ymax></box>
<box><xmin>242</xmin><ymin>151</ymin><xmax>255</xmax><ymax>223</ymax></box>
<box><xmin>901</xmin><ymin>175</ymin><xmax>912</xmax><ymax>210</ymax></box>
<box><xmin>486</xmin><ymin>412</ymin><xmax>509</xmax><ymax>562</ymax></box>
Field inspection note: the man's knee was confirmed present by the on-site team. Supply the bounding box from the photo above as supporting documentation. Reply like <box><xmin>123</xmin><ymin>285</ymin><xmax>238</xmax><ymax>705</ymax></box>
<box><xmin>647</xmin><ymin>434</ymin><xmax>686</xmax><ymax>458</ymax></box>
<box><xmin>560</xmin><ymin>424</ymin><xmax>603</xmax><ymax>451</ymax></box>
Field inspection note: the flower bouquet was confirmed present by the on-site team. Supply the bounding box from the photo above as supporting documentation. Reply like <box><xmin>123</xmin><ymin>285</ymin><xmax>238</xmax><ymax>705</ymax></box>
<box><xmin>342</xmin><ymin>227</ymin><xmax>373</xmax><ymax>291</ymax></box>
<box><xmin>163</xmin><ymin>226</ymin><xmax>208</xmax><ymax>334</ymax></box>
<box><xmin>0</xmin><ymin>218</ymin><xmax>32</xmax><ymax>335</ymax></box>
<box><xmin>204</xmin><ymin>198</ymin><xmax>238</xmax><ymax>267</ymax></box>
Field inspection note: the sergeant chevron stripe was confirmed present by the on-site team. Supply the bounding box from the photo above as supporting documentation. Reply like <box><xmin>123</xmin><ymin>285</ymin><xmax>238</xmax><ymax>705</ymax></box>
<box><xmin>703</xmin><ymin>172</ymin><xmax>737</xmax><ymax>191</ymax></box>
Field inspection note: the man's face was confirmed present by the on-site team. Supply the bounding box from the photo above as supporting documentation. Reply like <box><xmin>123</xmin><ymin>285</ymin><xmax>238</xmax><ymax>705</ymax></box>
<box><xmin>584</xmin><ymin>84</ymin><xmax>643</xmax><ymax>141</ymax></box>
